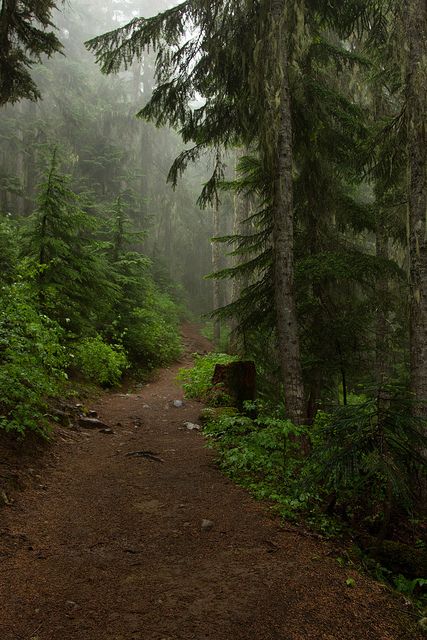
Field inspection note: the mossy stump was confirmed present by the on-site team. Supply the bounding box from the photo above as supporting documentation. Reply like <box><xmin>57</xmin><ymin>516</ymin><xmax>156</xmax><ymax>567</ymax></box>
<box><xmin>212</xmin><ymin>361</ymin><xmax>256</xmax><ymax>411</ymax></box>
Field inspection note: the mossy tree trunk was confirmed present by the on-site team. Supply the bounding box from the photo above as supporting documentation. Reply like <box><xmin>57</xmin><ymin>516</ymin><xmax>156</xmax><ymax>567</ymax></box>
<box><xmin>270</xmin><ymin>0</ymin><xmax>306</xmax><ymax>425</ymax></box>
<box><xmin>230</xmin><ymin>147</ymin><xmax>252</xmax><ymax>350</ymax></box>
<box><xmin>406</xmin><ymin>0</ymin><xmax>427</xmax><ymax>415</ymax></box>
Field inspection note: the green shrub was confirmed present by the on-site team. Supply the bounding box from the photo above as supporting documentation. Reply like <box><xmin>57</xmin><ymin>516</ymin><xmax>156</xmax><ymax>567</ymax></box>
<box><xmin>203</xmin><ymin>409</ymin><xmax>312</xmax><ymax>519</ymax></box>
<box><xmin>0</xmin><ymin>216</ymin><xmax>18</xmax><ymax>284</ymax></box>
<box><xmin>123</xmin><ymin>310</ymin><xmax>182</xmax><ymax>369</ymax></box>
<box><xmin>122</xmin><ymin>292</ymin><xmax>182</xmax><ymax>369</ymax></box>
<box><xmin>177</xmin><ymin>352</ymin><xmax>239</xmax><ymax>401</ymax></box>
<box><xmin>74</xmin><ymin>336</ymin><xmax>129</xmax><ymax>386</ymax></box>
<box><xmin>0</xmin><ymin>281</ymin><xmax>68</xmax><ymax>437</ymax></box>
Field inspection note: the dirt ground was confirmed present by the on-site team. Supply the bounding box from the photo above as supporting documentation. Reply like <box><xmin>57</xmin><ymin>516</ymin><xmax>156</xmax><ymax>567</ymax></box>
<box><xmin>0</xmin><ymin>324</ymin><xmax>422</xmax><ymax>640</ymax></box>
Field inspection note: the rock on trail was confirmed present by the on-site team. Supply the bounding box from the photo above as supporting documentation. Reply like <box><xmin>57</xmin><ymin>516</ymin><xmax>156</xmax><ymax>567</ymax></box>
<box><xmin>0</xmin><ymin>324</ymin><xmax>420</xmax><ymax>640</ymax></box>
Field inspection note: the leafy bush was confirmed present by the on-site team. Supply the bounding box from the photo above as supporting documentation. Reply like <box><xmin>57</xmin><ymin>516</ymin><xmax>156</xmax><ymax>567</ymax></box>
<box><xmin>202</xmin><ymin>408</ymin><xmax>313</xmax><ymax>519</ymax></box>
<box><xmin>124</xmin><ymin>310</ymin><xmax>181</xmax><ymax>369</ymax></box>
<box><xmin>74</xmin><ymin>335</ymin><xmax>129</xmax><ymax>386</ymax></box>
<box><xmin>177</xmin><ymin>352</ymin><xmax>239</xmax><ymax>401</ymax></box>
<box><xmin>0</xmin><ymin>216</ymin><xmax>18</xmax><ymax>284</ymax></box>
<box><xmin>122</xmin><ymin>291</ymin><xmax>182</xmax><ymax>369</ymax></box>
<box><xmin>0</xmin><ymin>281</ymin><xmax>68</xmax><ymax>437</ymax></box>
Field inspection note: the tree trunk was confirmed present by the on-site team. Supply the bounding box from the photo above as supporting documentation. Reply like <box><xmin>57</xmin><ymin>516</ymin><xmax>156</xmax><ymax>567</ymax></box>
<box><xmin>230</xmin><ymin>148</ymin><xmax>251</xmax><ymax>348</ymax></box>
<box><xmin>406</xmin><ymin>0</ymin><xmax>427</xmax><ymax>412</ymax></box>
<box><xmin>372</xmin><ymin>86</ymin><xmax>393</xmax><ymax>388</ymax></box>
<box><xmin>212</xmin><ymin>203</ymin><xmax>221</xmax><ymax>347</ymax></box>
<box><xmin>375</xmin><ymin>209</ymin><xmax>392</xmax><ymax>386</ymax></box>
<box><xmin>270</xmin><ymin>0</ymin><xmax>305</xmax><ymax>424</ymax></box>
<box><xmin>15</xmin><ymin>101</ymin><xmax>25</xmax><ymax>216</ymax></box>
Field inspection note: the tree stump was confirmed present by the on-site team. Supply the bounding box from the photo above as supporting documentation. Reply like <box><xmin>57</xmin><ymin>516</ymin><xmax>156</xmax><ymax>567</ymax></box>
<box><xmin>212</xmin><ymin>361</ymin><xmax>256</xmax><ymax>411</ymax></box>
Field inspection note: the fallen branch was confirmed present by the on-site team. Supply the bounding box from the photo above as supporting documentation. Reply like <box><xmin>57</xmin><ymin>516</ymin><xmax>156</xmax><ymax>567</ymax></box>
<box><xmin>125</xmin><ymin>451</ymin><xmax>164</xmax><ymax>463</ymax></box>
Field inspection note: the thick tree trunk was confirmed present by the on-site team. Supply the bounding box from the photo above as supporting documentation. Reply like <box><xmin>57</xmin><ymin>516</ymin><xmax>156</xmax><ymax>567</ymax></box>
<box><xmin>406</xmin><ymin>0</ymin><xmax>427</xmax><ymax>411</ymax></box>
<box><xmin>270</xmin><ymin>0</ymin><xmax>306</xmax><ymax>425</ymax></box>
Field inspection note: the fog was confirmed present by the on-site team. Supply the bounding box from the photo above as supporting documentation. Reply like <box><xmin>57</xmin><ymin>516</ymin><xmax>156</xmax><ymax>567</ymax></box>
<box><xmin>0</xmin><ymin>0</ymin><xmax>224</xmax><ymax>315</ymax></box>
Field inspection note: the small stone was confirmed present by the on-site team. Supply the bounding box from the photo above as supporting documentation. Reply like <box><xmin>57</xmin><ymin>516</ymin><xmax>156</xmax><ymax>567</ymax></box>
<box><xmin>99</xmin><ymin>428</ymin><xmax>114</xmax><ymax>435</ymax></box>
<box><xmin>184</xmin><ymin>422</ymin><xmax>201</xmax><ymax>431</ymax></box>
<box><xmin>65</xmin><ymin>600</ymin><xmax>79</xmax><ymax>609</ymax></box>
<box><xmin>173</xmin><ymin>400</ymin><xmax>184</xmax><ymax>408</ymax></box>
<box><xmin>201</xmin><ymin>519</ymin><xmax>214</xmax><ymax>532</ymax></box>
<box><xmin>0</xmin><ymin>491</ymin><xmax>11</xmax><ymax>506</ymax></box>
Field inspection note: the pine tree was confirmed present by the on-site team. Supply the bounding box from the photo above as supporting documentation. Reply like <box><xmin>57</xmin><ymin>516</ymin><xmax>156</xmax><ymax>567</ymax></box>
<box><xmin>25</xmin><ymin>149</ymin><xmax>115</xmax><ymax>334</ymax></box>
<box><xmin>104</xmin><ymin>193</ymin><xmax>149</xmax><ymax>320</ymax></box>
<box><xmin>0</xmin><ymin>0</ymin><xmax>63</xmax><ymax>105</ymax></box>
<box><xmin>86</xmin><ymin>0</ymin><xmax>308</xmax><ymax>421</ymax></box>
<box><xmin>86</xmin><ymin>0</ymin><xmax>392</xmax><ymax>422</ymax></box>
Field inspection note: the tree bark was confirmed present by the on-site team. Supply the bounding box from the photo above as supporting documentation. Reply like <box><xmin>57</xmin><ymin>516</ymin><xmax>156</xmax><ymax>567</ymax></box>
<box><xmin>406</xmin><ymin>0</ymin><xmax>427</xmax><ymax>412</ymax></box>
<box><xmin>270</xmin><ymin>0</ymin><xmax>306</xmax><ymax>424</ymax></box>
<box><xmin>230</xmin><ymin>148</ymin><xmax>251</xmax><ymax>348</ymax></box>
<box><xmin>372</xmin><ymin>86</ymin><xmax>393</xmax><ymax>387</ymax></box>
<box><xmin>375</xmin><ymin>197</ymin><xmax>392</xmax><ymax>386</ymax></box>
<box><xmin>212</xmin><ymin>203</ymin><xmax>221</xmax><ymax>347</ymax></box>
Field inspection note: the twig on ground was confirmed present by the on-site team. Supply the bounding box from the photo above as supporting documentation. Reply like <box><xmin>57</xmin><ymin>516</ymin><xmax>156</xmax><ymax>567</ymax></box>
<box><xmin>125</xmin><ymin>450</ymin><xmax>164</xmax><ymax>463</ymax></box>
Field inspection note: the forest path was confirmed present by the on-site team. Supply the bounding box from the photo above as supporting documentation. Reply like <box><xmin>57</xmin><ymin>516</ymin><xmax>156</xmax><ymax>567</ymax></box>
<box><xmin>0</xmin><ymin>324</ymin><xmax>419</xmax><ymax>640</ymax></box>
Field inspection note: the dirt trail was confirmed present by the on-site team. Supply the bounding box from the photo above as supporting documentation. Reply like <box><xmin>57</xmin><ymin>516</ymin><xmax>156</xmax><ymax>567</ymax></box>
<box><xmin>0</xmin><ymin>324</ymin><xmax>420</xmax><ymax>640</ymax></box>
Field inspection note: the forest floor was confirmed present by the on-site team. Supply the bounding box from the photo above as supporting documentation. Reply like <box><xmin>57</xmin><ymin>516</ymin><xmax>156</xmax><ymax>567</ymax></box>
<box><xmin>0</xmin><ymin>323</ymin><xmax>422</xmax><ymax>640</ymax></box>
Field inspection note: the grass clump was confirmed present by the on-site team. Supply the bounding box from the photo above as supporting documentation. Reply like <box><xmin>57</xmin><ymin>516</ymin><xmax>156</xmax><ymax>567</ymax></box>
<box><xmin>177</xmin><ymin>352</ymin><xmax>238</xmax><ymax>401</ymax></box>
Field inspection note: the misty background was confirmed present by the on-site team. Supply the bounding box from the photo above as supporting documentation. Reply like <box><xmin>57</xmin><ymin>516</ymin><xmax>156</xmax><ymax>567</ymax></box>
<box><xmin>0</xmin><ymin>0</ymin><xmax>233</xmax><ymax>317</ymax></box>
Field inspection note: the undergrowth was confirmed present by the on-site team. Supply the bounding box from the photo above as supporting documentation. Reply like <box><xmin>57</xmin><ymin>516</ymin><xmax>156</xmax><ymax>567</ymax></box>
<box><xmin>177</xmin><ymin>352</ymin><xmax>238</xmax><ymax>401</ymax></box>
<box><xmin>179</xmin><ymin>353</ymin><xmax>427</xmax><ymax>622</ymax></box>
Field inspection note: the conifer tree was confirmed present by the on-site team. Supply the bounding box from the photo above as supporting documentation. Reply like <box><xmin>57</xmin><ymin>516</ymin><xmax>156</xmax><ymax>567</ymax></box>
<box><xmin>0</xmin><ymin>0</ymin><xmax>63</xmax><ymax>105</ymax></box>
<box><xmin>86</xmin><ymin>0</ymin><xmax>309</xmax><ymax>421</ymax></box>
<box><xmin>25</xmin><ymin>150</ymin><xmax>115</xmax><ymax>334</ymax></box>
<box><xmin>104</xmin><ymin>193</ymin><xmax>149</xmax><ymax>320</ymax></box>
<box><xmin>86</xmin><ymin>0</ymin><xmax>391</xmax><ymax>422</ymax></box>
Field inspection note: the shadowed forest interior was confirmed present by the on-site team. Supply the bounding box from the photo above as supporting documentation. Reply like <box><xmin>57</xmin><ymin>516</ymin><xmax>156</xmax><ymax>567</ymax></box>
<box><xmin>0</xmin><ymin>1</ymin><xmax>426</xmax><ymax>637</ymax></box>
